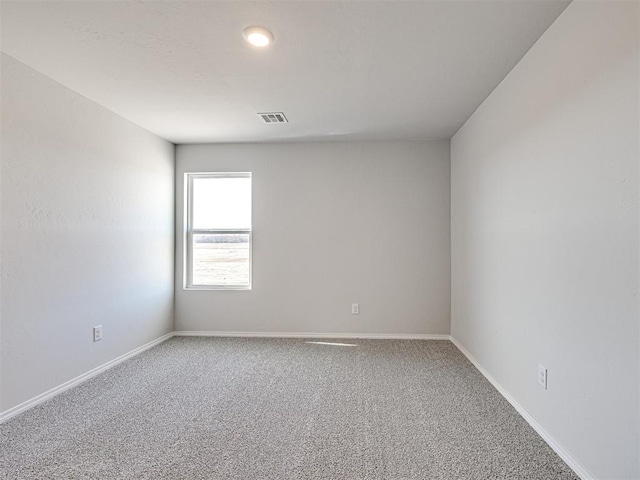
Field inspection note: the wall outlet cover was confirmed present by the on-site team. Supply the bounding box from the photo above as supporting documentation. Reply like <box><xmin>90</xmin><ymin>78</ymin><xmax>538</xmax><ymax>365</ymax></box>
<box><xmin>538</xmin><ymin>364</ymin><xmax>547</xmax><ymax>390</ymax></box>
<box><xmin>93</xmin><ymin>325</ymin><xmax>103</xmax><ymax>342</ymax></box>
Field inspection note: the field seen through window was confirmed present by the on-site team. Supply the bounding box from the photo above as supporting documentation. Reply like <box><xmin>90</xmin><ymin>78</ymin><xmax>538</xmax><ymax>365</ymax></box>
<box><xmin>193</xmin><ymin>234</ymin><xmax>250</xmax><ymax>286</ymax></box>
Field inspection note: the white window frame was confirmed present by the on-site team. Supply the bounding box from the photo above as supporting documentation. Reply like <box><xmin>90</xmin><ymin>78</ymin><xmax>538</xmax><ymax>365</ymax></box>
<box><xmin>184</xmin><ymin>172</ymin><xmax>252</xmax><ymax>290</ymax></box>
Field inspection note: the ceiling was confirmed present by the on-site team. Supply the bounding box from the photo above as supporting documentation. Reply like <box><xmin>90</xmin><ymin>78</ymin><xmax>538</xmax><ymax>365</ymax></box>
<box><xmin>1</xmin><ymin>1</ymin><xmax>570</xmax><ymax>144</ymax></box>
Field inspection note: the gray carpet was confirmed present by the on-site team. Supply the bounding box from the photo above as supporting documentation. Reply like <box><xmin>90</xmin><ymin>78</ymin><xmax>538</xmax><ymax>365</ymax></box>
<box><xmin>0</xmin><ymin>337</ymin><xmax>578</xmax><ymax>479</ymax></box>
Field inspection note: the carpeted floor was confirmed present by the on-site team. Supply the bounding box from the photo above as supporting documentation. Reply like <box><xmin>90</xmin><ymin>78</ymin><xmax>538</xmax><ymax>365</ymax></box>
<box><xmin>0</xmin><ymin>337</ymin><xmax>578</xmax><ymax>479</ymax></box>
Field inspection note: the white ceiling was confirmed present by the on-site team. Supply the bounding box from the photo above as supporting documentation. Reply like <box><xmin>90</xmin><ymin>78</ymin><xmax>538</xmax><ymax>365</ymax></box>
<box><xmin>1</xmin><ymin>1</ymin><xmax>570</xmax><ymax>144</ymax></box>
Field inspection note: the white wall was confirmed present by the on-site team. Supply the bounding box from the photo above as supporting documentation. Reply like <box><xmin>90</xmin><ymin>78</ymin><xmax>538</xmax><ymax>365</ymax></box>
<box><xmin>451</xmin><ymin>2</ymin><xmax>639</xmax><ymax>479</ymax></box>
<box><xmin>0</xmin><ymin>54</ymin><xmax>175</xmax><ymax>413</ymax></box>
<box><xmin>176</xmin><ymin>141</ymin><xmax>450</xmax><ymax>336</ymax></box>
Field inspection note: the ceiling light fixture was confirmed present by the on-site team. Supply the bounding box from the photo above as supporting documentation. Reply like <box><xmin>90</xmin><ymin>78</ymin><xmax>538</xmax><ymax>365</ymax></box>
<box><xmin>243</xmin><ymin>26</ymin><xmax>274</xmax><ymax>48</ymax></box>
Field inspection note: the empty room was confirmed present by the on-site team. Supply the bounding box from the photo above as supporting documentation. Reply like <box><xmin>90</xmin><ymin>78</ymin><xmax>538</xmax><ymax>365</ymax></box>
<box><xmin>0</xmin><ymin>1</ymin><xmax>638</xmax><ymax>479</ymax></box>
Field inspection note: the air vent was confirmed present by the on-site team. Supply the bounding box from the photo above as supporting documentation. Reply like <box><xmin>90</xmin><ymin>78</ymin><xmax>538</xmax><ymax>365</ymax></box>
<box><xmin>258</xmin><ymin>112</ymin><xmax>288</xmax><ymax>124</ymax></box>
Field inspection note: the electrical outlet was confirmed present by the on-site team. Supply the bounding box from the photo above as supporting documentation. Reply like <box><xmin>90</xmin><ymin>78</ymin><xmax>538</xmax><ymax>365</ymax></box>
<box><xmin>93</xmin><ymin>325</ymin><xmax>103</xmax><ymax>342</ymax></box>
<box><xmin>538</xmin><ymin>364</ymin><xmax>547</xmax><ymax>390</ymax></box>
<box><xmin>351</xmin><ymin>303</ymin><xmax>359</xmax><ymax>315</ymax></box>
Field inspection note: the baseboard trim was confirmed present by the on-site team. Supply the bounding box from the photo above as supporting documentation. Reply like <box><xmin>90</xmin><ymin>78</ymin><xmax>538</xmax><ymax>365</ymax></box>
<box><xmin>449</xmin><ymin>336</ymin><xmax>594</xmax><ymax>480</ymax></box>
<box><xmin>0</xmin><ymin>332</ymin><xmax>175</xmax><ymax>423</ymax></box>
<box><xmin>173</xmin><ymin>331</ymin><xmax>451</xmax><ymax>341</ymax></box>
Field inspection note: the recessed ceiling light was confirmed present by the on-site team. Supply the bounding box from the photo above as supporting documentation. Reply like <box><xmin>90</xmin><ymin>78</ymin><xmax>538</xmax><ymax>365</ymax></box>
<box><xmin>243</xmin><ymin>26</ymin><xmax>274</xmax><ymax>48</ymax></box>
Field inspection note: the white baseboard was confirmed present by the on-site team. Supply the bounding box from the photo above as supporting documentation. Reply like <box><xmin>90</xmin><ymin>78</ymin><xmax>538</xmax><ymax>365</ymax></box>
<box><xmin>450</xmin><ymin>336</ymin><xmax>594</xmax><ymax>480</ymax></box>
<box><xmin>173</xmin><ymin>331</ymin><xmax>451</xmax><ymax>341</ymax></box>
<box><xmin>0</xmin><ymin>332</ymin><xmax>175</xmax><ymax>423</ymax></box>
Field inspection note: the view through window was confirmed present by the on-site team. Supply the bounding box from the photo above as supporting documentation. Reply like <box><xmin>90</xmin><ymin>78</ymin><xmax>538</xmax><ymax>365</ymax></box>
<box><xmin>185</xmin><ymin>173</ymin><xmax>252</xmax><ymax>289</ymax></box>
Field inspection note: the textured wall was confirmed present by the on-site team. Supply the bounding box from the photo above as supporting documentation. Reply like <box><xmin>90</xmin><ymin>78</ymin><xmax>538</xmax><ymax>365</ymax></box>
<box><xmin>0</xmin><ymin>54</ymin><xmax>175</xmax><ymax>413</ymax></box>
<box><xmin>175</xmin><ymin>141</ymin><xmax>450</xmax><ymax>336</ymax></box>
<box><xmin>451</xmin><ymin>2</ymin><xmax>639</xmax><ymax>478</ymax></box>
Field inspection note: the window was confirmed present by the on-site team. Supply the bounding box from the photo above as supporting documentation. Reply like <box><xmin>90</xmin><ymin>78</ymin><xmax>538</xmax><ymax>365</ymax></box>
<box><xmin>185</xmin><ymin>173</ymin><xmax>252</xmax><ymax>289</ymax></box>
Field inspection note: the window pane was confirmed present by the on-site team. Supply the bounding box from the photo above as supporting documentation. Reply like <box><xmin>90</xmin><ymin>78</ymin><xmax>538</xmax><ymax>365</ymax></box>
<box><xmin>193</xmin><ymin>177</ymin><xmax>251</xmax><ymax>229</ymax></box>
<box><xmin>192</xmin><ymin>233</ymin><xmax>250</xmax><ymax>286</ymax></box>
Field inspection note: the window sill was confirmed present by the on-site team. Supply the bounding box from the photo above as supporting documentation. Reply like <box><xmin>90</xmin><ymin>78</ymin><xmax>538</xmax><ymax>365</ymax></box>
<box><xmin>184</xmin><ymin>286</ymin><xmax>252</xmax><ymax>291</ymax></box>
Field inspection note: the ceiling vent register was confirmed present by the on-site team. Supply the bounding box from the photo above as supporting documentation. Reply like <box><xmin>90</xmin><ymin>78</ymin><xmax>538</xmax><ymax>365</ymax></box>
<box><xmin>258</xmin><ymin>112</ymin><xmax>288</xmax><ymax>124</ymax></box>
